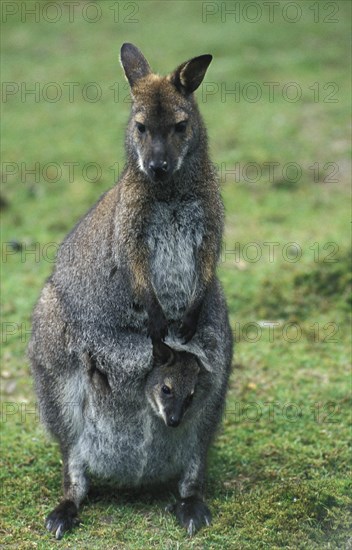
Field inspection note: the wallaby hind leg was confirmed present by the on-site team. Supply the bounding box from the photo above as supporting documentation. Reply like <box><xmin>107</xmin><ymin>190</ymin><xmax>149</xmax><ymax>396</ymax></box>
<box><xmin>46</xmin><ymin>449</ymin><xmax>88</xmax><ymax>540</ymax></box>
<box><xmin>168</xmin><ymin>457</ymin><xmax>211</xmax><ymax>536</ymax></box>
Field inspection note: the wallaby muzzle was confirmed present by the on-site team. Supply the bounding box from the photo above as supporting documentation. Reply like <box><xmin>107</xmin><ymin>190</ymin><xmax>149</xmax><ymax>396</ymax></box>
<box><xmin>166</xmin><ymin>414</ymin><xmax>181</xmax><ymax>428</ymax></box>
<box><xmin>148</xmin><ymin>158</ymin><xmax>169</xmax><ymax>182</ymax></box>
<box><xmin>165</xmin><ymin>401</ymin><xmax>185</xmax><ymax>428</ymax></box>
<box><xmin>146</xmin><ymin>139</ymin><xmax>171</xmax><ymax>182</ymax></box>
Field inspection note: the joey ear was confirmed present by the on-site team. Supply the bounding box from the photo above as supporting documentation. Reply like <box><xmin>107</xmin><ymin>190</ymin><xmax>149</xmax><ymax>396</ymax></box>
<box><xmin>195</xmin><ymin>357</ymin><xmax>204</xmax><ymax>374</ymax></box>
<box><xmin>120</xmin><ymin>43</ymin><xmax>151</xmax><ymax>87</ymax></box>
<box><xmin>170</xmin><ymin>54</ymin><xmax>212</xmax><ymax>95</ymax></box>
<box><xmin>152</xmin><ymin>340</ymin><xmax>174</xmax><ymax>366</ymax></box>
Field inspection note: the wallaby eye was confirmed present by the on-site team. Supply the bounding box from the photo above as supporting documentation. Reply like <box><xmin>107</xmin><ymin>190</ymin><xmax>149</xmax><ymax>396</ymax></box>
<box><xmin>136</xmin><ymin>122</ymin><xmax>146</xmax><ymax>134</ymax></box>
<box><xmin>175</xmin><ymin>121</ymin><xmax>187</xmax><ymax>133</ymax></box>
<box><xmin>161</xmin><ymin>385</ymin><xmax>171</xmax><ymax>395</ymax></box>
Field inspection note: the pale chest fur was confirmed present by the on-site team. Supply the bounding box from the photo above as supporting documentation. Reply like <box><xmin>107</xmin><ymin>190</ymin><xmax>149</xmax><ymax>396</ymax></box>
<box><xmin>146</xmin><ymin>199</ymin><xmax>205</xmax><ymax>319</ymax></box>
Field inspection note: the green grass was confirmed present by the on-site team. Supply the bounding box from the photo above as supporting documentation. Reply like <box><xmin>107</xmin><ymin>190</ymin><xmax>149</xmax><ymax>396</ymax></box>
<box><xmin>1</xmin><ymin>0</ymin><xmax>351</xmax><ymax>548</ymax></box>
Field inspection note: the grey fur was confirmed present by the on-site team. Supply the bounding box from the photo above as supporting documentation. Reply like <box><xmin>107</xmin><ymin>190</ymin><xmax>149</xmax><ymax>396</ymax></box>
<box><xmin>28</xmin><ymin>44</ymin><xmax>233</xmax><ymax>538</ymax></box>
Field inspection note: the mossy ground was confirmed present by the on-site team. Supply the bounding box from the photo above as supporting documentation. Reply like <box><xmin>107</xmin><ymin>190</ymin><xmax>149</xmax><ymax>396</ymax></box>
<box><xmin>1</xmin><ymin>1</ymin><xmax>351</xmax><ymax>548</ymax></box>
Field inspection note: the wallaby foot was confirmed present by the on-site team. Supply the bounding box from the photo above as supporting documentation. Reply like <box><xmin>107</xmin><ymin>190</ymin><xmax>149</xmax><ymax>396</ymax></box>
<box><xmin>168</xmin><ymin>496</ymin><xmax>212</xmax><ymax>536</ymax></box>
<box><xmin>46</xmin><ymin>499</ymin><xmax>79</xmax><ymax>539</ymax></box>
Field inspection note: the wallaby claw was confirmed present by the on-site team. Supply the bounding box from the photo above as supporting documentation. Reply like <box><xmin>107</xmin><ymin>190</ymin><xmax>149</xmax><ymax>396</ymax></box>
<box><xmin>45</xmin><ymin>500</ymin><xmax>79</xmax><ymax>539</ymax></box>
<box><xmin>168</xmin><ymin>496</ymin><xmax>212</xmax><ymax>535</ymax></box>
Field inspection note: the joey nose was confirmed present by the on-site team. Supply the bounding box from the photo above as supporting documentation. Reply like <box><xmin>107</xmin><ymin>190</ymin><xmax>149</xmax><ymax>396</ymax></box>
<box><xmin>167</xmin><ymin>415</ymin><xmax>180</xmax><ymax>428</ymax></box>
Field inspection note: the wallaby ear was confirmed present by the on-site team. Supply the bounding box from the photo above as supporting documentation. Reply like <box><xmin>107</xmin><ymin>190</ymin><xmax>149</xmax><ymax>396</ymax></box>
<box><xmin>170</xmin><ymin>54</ymin><xmax>212</xmax><ymax>95</ymax></box>
<box><xmin>120</xmin><ymin>43</ymin><xmax>151</xmax><ymax>88</ymax></box>
<box><xmin>152</xmin><ymin>340</ymin><xmax>174</xmax><ymax>366</ymax></box>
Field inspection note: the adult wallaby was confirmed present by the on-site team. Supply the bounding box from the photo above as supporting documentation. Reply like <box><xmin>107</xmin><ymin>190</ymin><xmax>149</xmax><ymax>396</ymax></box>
<box><xmin>31</xmin><ymin>338</ymin><xmax>231</xmax><ymax>539</ymax></box>
<box><xmin>28</xmin><ymin>43</ymin><xmax>233</xmax><ymax>537</ymax></box>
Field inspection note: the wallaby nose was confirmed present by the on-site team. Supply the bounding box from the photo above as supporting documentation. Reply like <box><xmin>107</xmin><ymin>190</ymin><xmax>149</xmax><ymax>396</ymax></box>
<box><xmin>149</xmin><ymin>160</ymin><xmax>169</xmax><ymax>179</ymax></box>
<box><xmin>167</xmin><ymin>415</ymin><xmax>180</xmax><ymax>428</ymax></box>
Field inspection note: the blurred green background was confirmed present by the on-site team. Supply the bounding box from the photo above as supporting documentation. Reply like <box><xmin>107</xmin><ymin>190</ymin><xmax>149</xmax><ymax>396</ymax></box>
<box><xmin>1</xmin><ymin>1</ymin><xmax>351</xmax><ymax>548</ymax></box>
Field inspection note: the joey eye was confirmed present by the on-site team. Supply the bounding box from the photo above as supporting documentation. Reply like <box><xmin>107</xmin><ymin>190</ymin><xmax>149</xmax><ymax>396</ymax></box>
<box><xmin>136</xmin><ymin>123</ymin><xmax>146</xmax><ymax>134</ymax></box>
<box><xmin>162</xmin><ymin>385</ymin><xmax>171</xmax><ymax>395</ymax></box>
<box><xmin>175</xmin><ymin>121</ymin><xmax>187</xmax><ymax>133</ymax></box>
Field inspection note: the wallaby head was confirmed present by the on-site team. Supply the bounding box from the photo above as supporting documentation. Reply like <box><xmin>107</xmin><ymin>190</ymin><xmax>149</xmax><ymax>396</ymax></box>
<box><xmin>146</xmin><ymin>340</ymin><xmax>200</xmax><ymax>428</ymax></box>
<box><xmin>120</xmin><ymin>43</ymin><xmax>212</xmax><ymax>183</ymax></box>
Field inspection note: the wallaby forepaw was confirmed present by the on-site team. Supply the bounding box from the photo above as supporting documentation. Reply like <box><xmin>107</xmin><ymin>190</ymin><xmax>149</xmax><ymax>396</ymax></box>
<box><xmin>179</xmin><ymin>316</ymin><xmax>197</xmax><ymax>343</ymax></box>
<box><xmin>179</xmin><ymin>303</ymin><xmax>202</xmax><ymax>343</ymax></box>
<box><xmin>45</xmin><ymin>500</ymin><xmax>79</xmax><ymax>539</ymax></box>
<box><xmin>168</xmin><ymin>496</ymin><xmax>212</xmax><ymax>536</ymax></box>
<box><xmin>147</xmin><ymin>314</ymin><xmax>168</xmax><ymax>342</ymax></box>
<box><xmin>179</xmin><ymin>324</ymin><xmax>196</xmax><ymax>344</ymax></box>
